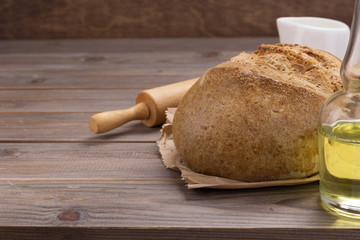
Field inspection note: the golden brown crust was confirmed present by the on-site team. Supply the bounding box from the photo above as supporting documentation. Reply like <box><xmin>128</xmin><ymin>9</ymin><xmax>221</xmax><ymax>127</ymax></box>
<box><xmin>172</xmin><ymin>44</ymin><xmax>342</xmax><ymax>182</ymax></box>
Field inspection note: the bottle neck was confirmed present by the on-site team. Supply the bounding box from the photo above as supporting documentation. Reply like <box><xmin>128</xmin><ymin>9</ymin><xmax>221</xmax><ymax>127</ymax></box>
<box><xmin>342</xmin><ymin>0</ymin><xmax>360</xmax><ymax>92</ymax></box>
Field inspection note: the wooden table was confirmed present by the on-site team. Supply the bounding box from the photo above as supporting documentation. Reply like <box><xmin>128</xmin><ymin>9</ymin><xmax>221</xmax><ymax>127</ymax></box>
<box><xmin>1</xmin><ymin>37</ymin><xmax>360</xmax><ymax>239</ymax></box>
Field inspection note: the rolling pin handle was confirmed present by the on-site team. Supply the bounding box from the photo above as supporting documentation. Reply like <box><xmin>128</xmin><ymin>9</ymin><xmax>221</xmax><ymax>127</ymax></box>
<box><xmin>89</xmin><ymin>102</ymin><xmax>150</xmax><ymax>134</ymax></box>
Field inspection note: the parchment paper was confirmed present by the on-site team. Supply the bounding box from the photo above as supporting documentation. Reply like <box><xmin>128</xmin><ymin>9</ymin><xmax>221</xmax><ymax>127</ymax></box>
<box><xmin>157</xmin><ymin>108</ymin><xmax>319</xmax><ymax>189</ymax></box>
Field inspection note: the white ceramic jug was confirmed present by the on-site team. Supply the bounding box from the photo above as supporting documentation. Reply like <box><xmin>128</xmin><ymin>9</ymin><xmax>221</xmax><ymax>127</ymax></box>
<box><xmin>277</xmin><ymin>17</ymin><xmax>350</xmax><ymax>60</ymax></box>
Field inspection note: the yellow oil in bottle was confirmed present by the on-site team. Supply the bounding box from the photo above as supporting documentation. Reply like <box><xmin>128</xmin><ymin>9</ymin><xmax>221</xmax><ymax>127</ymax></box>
<box><xmin>319</xmin><ymin>121</ymin><xmax>360</xmax><ymax>218</ymax></box>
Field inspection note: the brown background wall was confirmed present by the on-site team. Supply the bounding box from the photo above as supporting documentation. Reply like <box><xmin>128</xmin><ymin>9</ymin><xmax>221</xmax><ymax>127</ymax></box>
<box><xmin>0</xmin><ymin>0</ymin><xmax>355</xmax><ymax>39</ymax></box>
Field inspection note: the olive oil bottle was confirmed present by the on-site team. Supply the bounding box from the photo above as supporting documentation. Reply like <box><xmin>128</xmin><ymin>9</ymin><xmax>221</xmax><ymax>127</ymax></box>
<box><xmin>318</xmin><ymin>0</ymin><xmax>360</xmax><ymax>218</ymax></box>
<box><xmin>319</xmin><ymin>121</ymin><xmax>360</xmax><ymax>217</ymax></box>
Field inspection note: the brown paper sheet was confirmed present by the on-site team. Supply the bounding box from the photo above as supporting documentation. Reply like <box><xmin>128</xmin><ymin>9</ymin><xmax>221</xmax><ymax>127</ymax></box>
<box><xmin>157</xmin><ymin>108</ymin><xmax>319</xmax><ymax>189</ymax></box>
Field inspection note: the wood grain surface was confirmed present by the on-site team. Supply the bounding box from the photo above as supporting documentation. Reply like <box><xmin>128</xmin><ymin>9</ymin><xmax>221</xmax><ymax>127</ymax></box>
<box><xmin>1</xmin><ymin>37</ymin><xmax>360</xmax><ymax>239</ymax></box>
<box><xmin>0</xmin><ymin>0</ymin><xmax>354</xmax><ymax>39</ymax></box>
<box><xmin>0</xmin><ymin>37</ymin><xmax>277</xmax><ymax>89</ymax></box>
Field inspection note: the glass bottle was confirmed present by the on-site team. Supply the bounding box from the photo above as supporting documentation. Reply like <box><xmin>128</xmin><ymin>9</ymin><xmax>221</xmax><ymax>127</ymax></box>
<box><xmin>318</xmin><ymin>0</ymin><xmax>360</xmax><ymax>218</ymax></box>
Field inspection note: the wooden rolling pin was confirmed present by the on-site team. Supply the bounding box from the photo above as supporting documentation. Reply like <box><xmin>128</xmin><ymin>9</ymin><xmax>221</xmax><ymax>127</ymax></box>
<box><xmin>89</xmin><ymin>78</ymin><xmax>198</xmax><ymax>134</ymax></box>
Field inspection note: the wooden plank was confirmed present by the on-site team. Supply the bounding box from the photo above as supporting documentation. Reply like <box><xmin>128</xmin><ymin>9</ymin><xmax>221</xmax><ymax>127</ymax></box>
<box><xmin>0</xmin><ymin>89</ymin><xmax>139</xmax><ymax>112</ymax></box>
<box><xmin>0</xmin><ymin>51</ymin><xmax>228</xmax><ymax>89</ymax></box>
<box><xmin>0</xmin><ymin>68</ymin><xmax>203</xmax><ymax>90</ymax></box>
<box><xmin>0</xmin><ymin>180</ymin><xmax>359</xmax><ymax>229</ymax></box>
<box><xmin>1</xmin><ymin>227</ymin><xmax>360</xmax><ymax>240</ymax></box>
<box><xmin>0</xmin><ymin>51</ymin><xmax>239</xmax><ymax>65</ymax></box>
<box><xmin>0</xmin><ymin>143</ymin><xmax>178</xmax><ymax>180</ymax></box>
<box><xmin>0</xmin><ymin>37</ymin><xmax>278</xmax><ymax>54</ymax></box>
<box><xmin>0</xmin><ymin>0</ymin><xmax>353</xmax><ymax>39</ymax></box>
<box><xmin>0</xmin><ymin>51</ymin><xmax>236</xmax><ymax>90</ymax></box>
<box><xmin>0</xmin><ymin>38</ymin><xmax>279</xmax><ymax>89</ymax></box>
<box><xmin>0</xmin><ymin>113</ymin><xmax>161</xmax><ymax>142</ymax></box>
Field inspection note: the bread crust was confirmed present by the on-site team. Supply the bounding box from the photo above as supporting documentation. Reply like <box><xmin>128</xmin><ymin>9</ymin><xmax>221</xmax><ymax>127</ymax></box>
<box><xmin>172</xmin><ymin>44</ymin><xmax>342</xmax><ymax>182</ymax></box>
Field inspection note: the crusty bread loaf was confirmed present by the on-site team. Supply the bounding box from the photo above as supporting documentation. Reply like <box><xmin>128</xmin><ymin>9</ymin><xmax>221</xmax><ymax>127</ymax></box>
<box><xmin>172</xmin><ymin>44</ymin><xmax>342</xmax><ymax>182</ymax></box>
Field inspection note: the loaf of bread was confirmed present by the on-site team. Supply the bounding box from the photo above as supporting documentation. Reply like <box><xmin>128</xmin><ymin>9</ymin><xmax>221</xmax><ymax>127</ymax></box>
<box><xmin>172</xmin><ymin>44</ymin><xmax>342</xmax><ymax>182</ymax></box>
